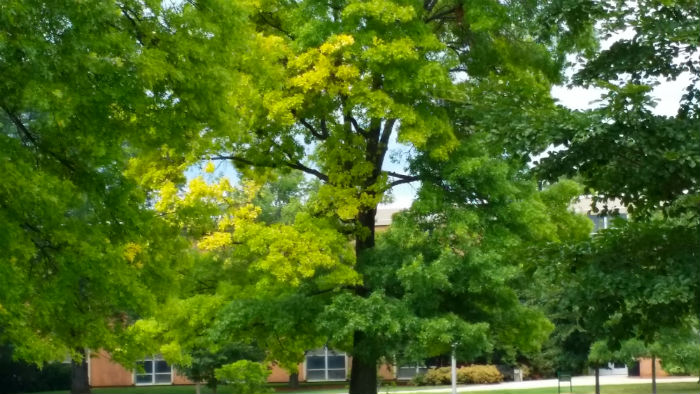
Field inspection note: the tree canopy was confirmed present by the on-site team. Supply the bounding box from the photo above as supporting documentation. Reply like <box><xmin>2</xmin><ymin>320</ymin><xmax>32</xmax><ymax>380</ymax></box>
<box><xmin>3</xmin><ymin>1</ymin><xmax>697</xmax><ymax>394</ymax></box>
<box><xmin>527</xmin><ymin>0</ymin><xmax>699</xmax><ymax>389</ymax></box>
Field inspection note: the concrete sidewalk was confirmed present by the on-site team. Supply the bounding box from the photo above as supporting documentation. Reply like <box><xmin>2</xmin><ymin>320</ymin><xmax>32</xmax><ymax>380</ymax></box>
<box><xmin>388</xmin><ymin>375</ymin><xmax>699</xmax><ymax>393</ymax></box>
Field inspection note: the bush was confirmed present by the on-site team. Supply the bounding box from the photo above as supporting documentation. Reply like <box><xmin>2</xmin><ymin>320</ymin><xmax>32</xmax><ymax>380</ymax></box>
<box><xmin>423</xmin><ymin>367</ymin><xmax>451</xmax><ymax>385</ymax></box>
<box><xmin>215</xmin><ymin>360</ymin><xmax>271</xmax><ymax>394</ymax></box>
<box><xmin>518</xmin><ymin>364</ymin><xmax>532</xmax><ymax>380</ymax></box>
<box><xmin>457</xmin><ymin>365</ymin><xmax>503</xmax><ymax>384</ymax></box>
<box><xmin>414</xmin><ymin>365</ymin><xmax>503</xmax><ymax>386</ymax></box>
<box><xmin>410</xmin><ymin>373</ymin><xmax>426</xmax><ymax>386</ymax></box>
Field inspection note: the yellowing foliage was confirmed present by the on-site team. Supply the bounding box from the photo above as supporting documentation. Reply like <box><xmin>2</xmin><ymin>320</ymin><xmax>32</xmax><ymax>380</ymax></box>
<box><xmin>155</xmin><ymin>176</ymin><xmax>358</xmax><ymax>289</ymax></box>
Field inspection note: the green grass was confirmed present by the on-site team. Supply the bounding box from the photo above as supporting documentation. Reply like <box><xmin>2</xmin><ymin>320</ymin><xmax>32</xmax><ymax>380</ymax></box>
<box><xmin>396</xmin><ymin>382</ymin><xmax>700</xmax><ymax>394</ymax></box>
<box><xmin>26</xmin><ymin>382</ymin><xmax>700</xmax><ymax>394</ymax></box>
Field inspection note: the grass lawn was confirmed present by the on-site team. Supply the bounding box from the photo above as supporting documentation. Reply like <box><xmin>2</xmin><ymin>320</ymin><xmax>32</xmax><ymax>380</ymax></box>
<box><xmin>26</xmin><ymin>382</ymin><xmax>700</xmax><ymax>394</ymax></box>
<box><xmin>399</xmin><ymin>382</ymin><xmax>700</xmax><ymax>394</ymax></box>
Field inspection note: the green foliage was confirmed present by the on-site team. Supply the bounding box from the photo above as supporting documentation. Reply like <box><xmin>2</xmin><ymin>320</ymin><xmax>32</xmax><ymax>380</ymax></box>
<box><xmin>214</xmin><ymin>360</ymin><xmax>271</xmax><ymax>394</ymax></box>
<box><xmin>0</xmin><ymin>2</ymin><xmax>607</xmax><ymax>394</ymax></box>
<box><xmin>653</xmin><ymin>323</ymin><xmax>700</xmax><ymax>376</ymax></box>
<box><xmin>530</xmin><ymin>0</ymin><xmax>699</xmax><ymax>366</ymax></box>
<box><xmin>0</xmin><ymin>0</ymin><xmax>189</xmax><ymax>366</ymax></box>
<box><xmin>127</xmin><ymin>173</ymin><xmax>349</xmax><ymax>379</ymax></box>
<box><xmin>175</xmin><ymin>343</ymin><xmax>265</xmax><ymax>392</ymax></box>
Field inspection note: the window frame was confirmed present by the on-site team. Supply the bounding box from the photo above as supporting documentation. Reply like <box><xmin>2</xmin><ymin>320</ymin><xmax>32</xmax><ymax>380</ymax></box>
<box><xmin>134</xmin><ymin>355</ymin><xmax>173</xmax><ymax>386</ymax></box>
<box><xmin>396</xmin><ymin>365</ymin><xmax>429</xmax><ymax>380</ymax></box>
<box><xmin>305</xmin><ymin>347</ymin><xmax>347</xmax><ymax>382</ymax></box>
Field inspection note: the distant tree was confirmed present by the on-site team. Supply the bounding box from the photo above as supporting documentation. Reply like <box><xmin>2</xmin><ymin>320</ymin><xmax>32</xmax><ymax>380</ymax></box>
<box><xmin>532</xmin><ymin>2</ymin><xmax>699</xmax><ymax>393</ymax></box>
<box><xmin>0</xmin><ymin>1</ymin><xmax>258</xmax><ymax>392</ymax></box>
<box><xmin>176</xmin><ymin>343</ymin><xmax>265</xmax><ymax>394</ymax></box>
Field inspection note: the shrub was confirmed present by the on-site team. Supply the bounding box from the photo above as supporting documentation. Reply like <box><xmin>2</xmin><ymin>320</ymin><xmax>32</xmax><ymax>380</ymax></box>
<box><xmin>457</xmin><ymin>365</ymin><xmax>503</xmax><ymax>384</ymax></box>
<box><xmin>410</xmin><ymin>373</ymin><xmax>426</xmax><ymax>386</ymax></box>
<box><xmin>423</xmin><ymin>367</ymin><xmax>452</xmax><ymax>385</ymax></box>
<box><xmin>518</xmin><ymin>364</ymin><xmax>532</xmax><ymax>380</ymax></box>
<box><xmin>215</xmin><ymin>360</ymin><xmax>271</xmax><ymax>394</ymax></box>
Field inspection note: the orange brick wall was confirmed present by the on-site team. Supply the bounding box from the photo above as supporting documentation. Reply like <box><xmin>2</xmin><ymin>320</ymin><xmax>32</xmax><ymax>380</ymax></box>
<box><xmin>89</xmin><ymin>350</ymin><xmax>192</xmax><ymax>387</ymax></box>
<box><xmin>90</xmin><ymin>350</ymin><xmax>399</xmax><ymax>387</ymax></box>
<box><xmin>378</xmin><ymin>363</ymin><xmax>394</xmax><ymax>380</ymax></box>
<box><xmin>268</xmin><ymin>363</ymin><xmax>293</xmax><ymax>383</ymax></box>
<box><xmin>89</xmin><ymin>350</ymin><xmax>133</xmax><ymax>387</ymax></box>
<box><xmin>173</xmin><ymin>372</ymin><xmax>194</xmax><ymax>385</ymax></box>
<box><xmin>639</xmin><ymin>358</ymin><xmax>669</xmax><ymax>378</ymax></box>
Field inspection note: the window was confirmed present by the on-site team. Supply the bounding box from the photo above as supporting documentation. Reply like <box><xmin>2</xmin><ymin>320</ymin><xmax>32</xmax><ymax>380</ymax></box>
<box><xmin>305</xmin><ymin>347</ymin><xmax>346</xmax><ymax>381</ymax></box>
<box><xmin>588</xmin><ymin>213</ymin><xmax>627</xmax><ymax>233</ymax></box>
<box><xmin>588</xmin><ymin>214</ymin><xmax>607</xmax><ymax>233</ymax></box>
<box><xmin>135</xmin><ymin>355</ymin><xmax>172</xmax><ymax>385</ymax></box>
<box><xmin>397</xmin><ymin>365</ymin><xmax>429</xmax><ymax>380</ymax></box>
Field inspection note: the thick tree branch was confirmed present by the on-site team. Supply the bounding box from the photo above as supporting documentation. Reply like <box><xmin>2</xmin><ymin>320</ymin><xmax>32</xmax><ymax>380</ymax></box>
<box><xmin>379</xmin><ymin>119</ymin><xmax>395</xmax><ymax>149</ymax></box>
<box><xmin>118</xmin><ymin>5</ymin><xmax>147</xmax><ymax>46</ymax></box>
<box><xmin>320</xmin><ymin>118</ymin><xmax>329</xmax><ymax>137</ymax></box>
<box><xmin>259</xmin><ymin>12</ymin><xmax>295</xmax><ymax>40</ymax></box>
<box><xmin>425</xmin><ymin>6</ymin><xmax>458</xmax><ymax>23</ymax></box>
<box><xmin>375</xmin><ymin>118</ymin><xmax>397</xmax><ymax>169</ymax></box>
<box><xmin>2</xmin><ymin>106</ymin><xmax>77</xmax><ymax>172</ymax></box>
<box><xmin>211</xmin><ymin>155</ymin><xmax>329</xmax><ymax>182</ymax></box>
<box><xmin>385</xmin><ymin>171</ymin><xmax>420</xmax><ymax>188</ymax></box>
<box><xmin>299</xmin><ymin>118</ymin><xmax>328</xmax><ymax>140</ymax></box>
<box><xmin>348</xmin><ymin>116</ymin><xmax>367</xmax><ymax>136</ymax></box>
<box><xmin>282</xmin><ymin>160</ymin><xmax>329</xmax><ymax>182</ymax></box>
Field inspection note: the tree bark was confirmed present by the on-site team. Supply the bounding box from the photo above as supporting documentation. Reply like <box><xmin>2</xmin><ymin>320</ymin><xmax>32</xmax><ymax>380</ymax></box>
<box><xmin>288</xmin><ymin>372</ymin><xmax>300</xmax><ymax>388</ymax></box>
<box><xmin>349</xmin><ymin>343</ymin><xmax>378</xmax><ymax>394</ymax></box>
<box><xmin>651</xmin><ymin>355</ymin><xmax>657</xmax><ymax>394</ymax></box>
<box><xmin>71</xmin><ymin>349</ymin><xmax>90</xmax><ymax>394</ymax></box>
<box><xmin>594</xmin><ymin>367</ymin><xmax>600</xmax><ymax>394</ymax></box>
<box><xmin>348</xmin><ymin>208</ymin><xmax>378</xmax><ymax>394</ymax></box>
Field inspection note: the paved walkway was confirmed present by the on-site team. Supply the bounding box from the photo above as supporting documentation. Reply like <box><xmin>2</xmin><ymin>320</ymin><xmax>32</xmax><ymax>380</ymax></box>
<box><xmin>388</xmin><ymin>376</ymin><xmax>699</xmax><ymax>393</ymax></box>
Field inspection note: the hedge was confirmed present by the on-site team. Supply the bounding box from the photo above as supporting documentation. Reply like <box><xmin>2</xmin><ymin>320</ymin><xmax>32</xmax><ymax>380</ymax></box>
<box><xmin>413</xmin><ymin>365</ymin><xmax>503</xmax><ymax>385</ymax></box>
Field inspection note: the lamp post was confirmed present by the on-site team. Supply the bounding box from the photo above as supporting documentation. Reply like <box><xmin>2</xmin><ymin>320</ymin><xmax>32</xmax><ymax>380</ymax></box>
<box><xmin>451</xmin><ymin>343</ymin><xmax>458</xmax><ymax>394</ymax></box>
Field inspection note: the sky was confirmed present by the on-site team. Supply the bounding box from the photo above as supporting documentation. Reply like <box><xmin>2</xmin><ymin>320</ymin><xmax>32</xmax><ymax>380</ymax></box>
<box><xmin>193</xmin><ymin>29</ymin><xmax>690</xmax><ymax>211</ymax></box>
<box><xmin>381</xmin><ymin>75</ymin><xmax>688</xmax><ymax>210</ymax></box>
<box><xmin>195</xmin><ymin>74</ymin><xmax>687</xmax><ymax>211</ymax></box>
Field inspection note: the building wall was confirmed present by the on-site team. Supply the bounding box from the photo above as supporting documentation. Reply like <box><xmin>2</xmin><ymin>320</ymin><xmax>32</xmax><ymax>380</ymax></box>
<box><xmin>89</xmin><ymin>350</ymin><xmax>134</xmax><ymax>387</ymax></box>
<box><xmin>268</xmin><ymin>363</ymin><xmax>292</xmax><ymax>383</ymax></box>
<box><xmin>89</xmin><ymin>350</ymin><xmax>192</xmax><ymax>387</ymax></box>
<box><xmin>639</xmin><ymin>358</ymin><xmax>668</xmax><ymax>378</ymax></box>
<box><xmin>378</xmin><ymin>363</ymin><xmax>394</xmax><ymax>380</ymax></box>
<box><xmin>173</xmin><ymin>373</ymin><xmax>194</xmax><ymax>385</ymax></box>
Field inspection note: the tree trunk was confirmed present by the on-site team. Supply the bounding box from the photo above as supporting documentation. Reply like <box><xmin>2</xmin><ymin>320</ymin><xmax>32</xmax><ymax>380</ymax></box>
<box><xmin>349</xmin><ymin>351</ymin><xmax>378</xmax><ymax>394</ymax></box>
<box><xmin>348</xmin><ymin>208</ymin><xmax>378</xmax><ymax>394</ymax></box>
<box><xmin>71</xmin><ymin>349</ymin><xmax>90</xmax><ymax>394</ymax></box>
<box><xmin>651</xmin><ymin>355</ymin><xmax>657</xmax><ymax>394</ymax></box>
<box><xmin>195</xmin><ymin>382</ymin><xmax>201</xmax><ymax>394</ymax></box>
<box><xmin>594</xmin><ymin>367</ymin><xmax>600</xmax><ymax>394</ymax></box>
<box><xmin>288</xmin><ymin>372</ymin><xmax>300</xmax><ymax>388</ymax></box>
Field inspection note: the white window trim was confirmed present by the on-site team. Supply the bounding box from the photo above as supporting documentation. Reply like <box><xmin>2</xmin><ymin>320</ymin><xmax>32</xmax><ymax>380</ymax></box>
<box><xmin>133</xmin><ymin>355</ymin><xmax>173</xmax><ymax>386</ymax></box>
<box><xmin>304</xmin><ymin>347</ymin><xmax>347</xmax><ymax>382</ymax></box>
<box><xmin>396</xmin><ymin>365</ymin><xmax>429</xmax><ymax>380</ymax></box>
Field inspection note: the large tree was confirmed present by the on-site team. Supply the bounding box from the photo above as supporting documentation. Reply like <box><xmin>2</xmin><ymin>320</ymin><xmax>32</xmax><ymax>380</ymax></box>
<box><xmin>1</xmin><ymin>1</ymin><xmax>596</xmax><ymax>394</ymax></box>
<box><xmin>0</xmin><ymin>1</ymin><xmax>255</xmax><ymax>392</ymax></box>
<box><xmin>532</xmin><ymin>1</ymin><xmax>699</xmax><ymax>393</ymax></box>
<box><xmin>163</xmin><ymin>2</ymin><xmax>592</xmax><ymax>393</ymax></box>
